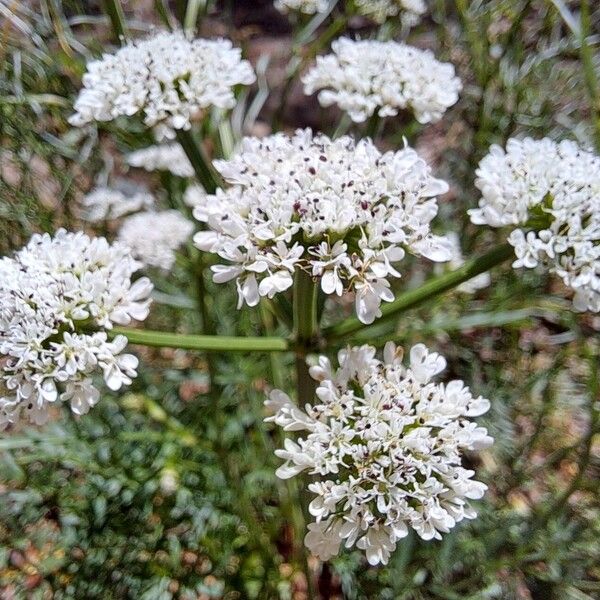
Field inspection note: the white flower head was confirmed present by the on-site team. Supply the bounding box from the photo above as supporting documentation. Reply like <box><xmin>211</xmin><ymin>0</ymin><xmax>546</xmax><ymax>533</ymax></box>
<box><xmin>118</xmin><ymin>210</ymin><xmax>195</xmax><ymax>270</ymax></box>
<box><xmin>353</xmin><ymin>0</ymin><xmax>426</xmax><ymax>24</ymax></box>
<box><xmin>126</xmin><ymin>143</ymin><xmax>194</xmax><ymax>177</ymax></box>
<box><xmin>276</xmin><ymin>0</ymin><xmax>426</xmax><ymax>25</ymax></box>
<box><xmin>80</xmin><ymin>185</ymin><xmax>155</xmax><ymax>222</ymax></box>
<box><xmin>303</xmin><ymin>38</ymin><xmax>461</xmax><ymax>124</ymax></box>
<box><xmin>70</xmin><ymin>31</ymin><xmax>256</xmax><ymax>131</ymax></box>
<box><xmin>274</xmin><ymin>0</ymin><xmax>330</xmax><ymax>13</ymax></box>
<box><xmin>0</xmin><ymin>230</ymin><xmax>153</xmax><ymax>428</ymax></box>
<box><xmin>193</xmin><ymin>129</ymin><xmax>452</xmax><ymax>324</ymax></box>
<box><xmin>470</xmin><ymin>137</ymin><xmax>600</xmax><ymax>312</ymax></box>
<box><xmin>265</xmin><ymin>342</ymin><xmax>492</xmax><ymax>565</ymax></box>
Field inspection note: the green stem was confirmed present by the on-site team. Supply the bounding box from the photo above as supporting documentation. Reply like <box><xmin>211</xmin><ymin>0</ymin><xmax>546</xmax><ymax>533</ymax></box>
<box><xmin>102</xmin><ymin>0</ymin><xmax>128</xmax><ymax>42</ymax></box>
<box><xmin>293</xmin><ymin>270</ymin><xmax>319</xmax><ymax>348</ymax></box>
<box><xmin>175</xmin><ymin>129</ymin><xmax>220</xmax><ymax>194</ymax></box>
<box><xmin>111</xmin><ymin>327</ymin><xmax>289</xmax><ymax>352</ymax></box>
<box><xmin>273</xmin><ymin>15</ymin><xmax>346</xmax><ymax>130</ymax></box>
<box><xmin>154</xmin><ymin>0</ymin><xmax>176</xmax><ymax>29</ymax></box>
<box><xmin>365</xmin><ymin>112</ymin><xmax>382</xmax><ymax>141</ymax></box>
<box><xmin>293</xmin><ymin>269</ymin><xmax>320</xmax><ymax>406</ymax></box>
<box><xmin>184</xmin><ymin>0</ymin><xmax>207</xmax><ymax>31</ymax></box>
<box><xmin>580</xmin><ymin>0</ymin><xmax>600</xmax><ymax>151</ymax></box>
<box><xmin>455</xmin><ymin>0</ymin><xmax>490</xmax><ymax>88</ymax></box>
<box><xmin>194</xmin><ymin>260</ymin><xmax>218</xmax><ymax>391</ymax></box>
<box><xmin>292</xmin><ymin>270</ymin><xmax>320</xmax><ymax>598</ymax></box>
<box><xmin>260</xmin><ymin>304</ymin><xmax>286</xmax><ymax>390</ymax></box>
<box><xmin>324</xmin><ymin>242</ymin><xmax>515</xmax><ymax>341</ymax></box>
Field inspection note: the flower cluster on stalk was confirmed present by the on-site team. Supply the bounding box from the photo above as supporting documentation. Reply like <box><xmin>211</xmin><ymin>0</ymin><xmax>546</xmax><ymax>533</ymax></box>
<box><xmin>118</xmin><ymin>210</ymin><xmax>195</xmax><ymax>270</ymax></box>
<box><xmin>193</xmin><ymin>129</ymin><xmax>453</xmax><ymax>324</ymax></box>
<box><xmin>353</xmin><ymin>0</ymin><xmax>426</xmax><ymax>24</ymax></box>
<box><xmin>470</xmin><ymin>137</ymin><xmax>600</xmax><ymax>312</ymax></box>
<box><xmin>275</xmin><ymin>0</ymin><xmax>426</xmax><ymax>24</ymax></box>
<box><xmin>80</xmin><ymin>185</ymin><xmax>155</xmax><ymax>222</ymax></box>
<box><xmin>0</xmin><ymin>230</ymin><xmax>153</xmax><ymax>428</ymax></box>
<box><xmin>266</xmin><ymin>342</ymin><xmax>492</xmax><ymax>565</ymax></box>
<box><xmin>303</xmin><ymin>38</ymin><xmax>461</xmax><ymax>123</ymax></box>
<box><xmin>70</xmin><ymin>31</ymin><xmax>255</xmax><ymax>131</ymax></box>
<box><xmin>274</xmin><ymin>0</ymin><xmax>330</xmax><ymax>14</ymax></box>
<box><xmin>126</xmin><ymin>143</ymin><xmax>194</xmax><ymax>177</ymax></box>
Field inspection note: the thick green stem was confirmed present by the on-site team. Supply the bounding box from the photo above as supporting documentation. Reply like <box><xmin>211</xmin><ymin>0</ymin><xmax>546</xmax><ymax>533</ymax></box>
<box><xmin>293</xmin><ymin>270</ymin><xmax>319</xmax><ymax>348</ymax></box>
<box><xmin>324</xmin><ymin>243</ymin><xmax>515</xmax><ymax>341</ymax></box>
<box><xmin>102</xmin><ymin>0</ymin><xmax>128</xmax><ymax>42</ymax></box>
<box><xmin>111</xmin><ymin>327</ymin><xmax>289</xmax><ymax>352</ymax></box>
<box><xmin>293</xmin><ymin>269</ymin><xmax>320</xmax><ymax>406</ymax></box>
<box><xmin>292</xmin><ymin>269</ymin><xmax>320</xmax><ymax>597</ymax></box>
<box><xmin>175</xmin><ymin>129</ymin><xmax>220</xmax><ymax>194</ymax></box>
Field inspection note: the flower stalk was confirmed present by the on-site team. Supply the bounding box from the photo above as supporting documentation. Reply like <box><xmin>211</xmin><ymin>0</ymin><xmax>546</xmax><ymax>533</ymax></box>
<box><xmin>102</xmin><ymin>0</ymin><xmax>128</xmax><ymax>42</ymax></box>
<box><xmin>175</xmin><ymin>129</ymin><xmax>220</xmax><ymax>194</ymax></box>
<box><xmin>291</xmin><ymin>268</ymin><xmax>320</xmax><ymax>599</ymax></box>
<box><xmin>579</xmin><ymin>0</ymin><xmax>600</xmax><ymax>151</ymax></box>
<box><xmin>273</xmin><ymin>15</ymin><xmax>347</xmax><ymax>130</ymax></box>
<box><xmin>293</xmin><ymin>269</ymin><xmax>320</xmax><ymax>406</ymax></box>
<box><xmin>111</xmin><ymin>327</ymin><xmax>289</xmax><ymax>353</ymax></box>
<box><xmin>325</xmin><ymin>242</ymin><xmax>515</xmax><ymax>341</ymax></box>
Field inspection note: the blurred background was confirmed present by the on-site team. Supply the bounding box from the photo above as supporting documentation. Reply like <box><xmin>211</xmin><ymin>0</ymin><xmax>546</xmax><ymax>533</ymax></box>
<box><xmin>0</xmin><ymin>1</ymin><xmax>599</xmax><ymax>598</ymax></box>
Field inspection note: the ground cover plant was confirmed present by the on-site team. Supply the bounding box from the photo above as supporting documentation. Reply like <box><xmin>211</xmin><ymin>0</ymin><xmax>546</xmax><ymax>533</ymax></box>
<box><xmin>0</xmin><ymin>0</ymin><xmax>599</xmax><ymax>598</ymax></box>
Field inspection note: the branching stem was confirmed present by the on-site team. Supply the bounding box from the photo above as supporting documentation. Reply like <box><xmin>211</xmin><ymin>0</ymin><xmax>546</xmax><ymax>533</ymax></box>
<box><xmin>324</xmin><ymin>243</ymin><xmax>515</xmax><ymax>341</ymax></box>
<box><xmin>175</xmin><ymin>129</ymin><xmax>220</xmax><ymax>194</ymax></box>
<box><xmin>111</xmin><ymin>327</ymin><xmax>289</xmax><ymax>352</ymax></box>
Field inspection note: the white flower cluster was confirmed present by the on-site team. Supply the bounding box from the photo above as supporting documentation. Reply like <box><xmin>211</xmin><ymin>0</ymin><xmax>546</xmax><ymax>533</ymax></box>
<box><xmin>303</xmin><ymin>38</ymin><xmax>461</xmax><ymax>123</ymax></box>
<box><xmin>0</xmin><ymin>230</ymin><xmax>153</xmax><ymax>428</ymax></box>
<box><xmin>80</xmin><ymin>185</ymin><xmax>155</xmax><ymax>222</ymax></box>
<box><xmin>126</xmin><ymin>143</ymin><xmax>194</xmax><ymax>177</ymax></box>
<box><xmin>70</xmin><ymin>31</ymin><xmax>256</xmax><ymax>130</ymax></box>
<box><xmin>118</xmin><ymin>210</ymin><xmax>195</xmax><ymax>270</ymax></box>
<box><xmin>275</xmin><ymin>0</ymin><xmax>425</xmax><ymax>24</ymax></box>
<box><xmin>266</xmin><ymin>343</ymin><xmax>492</xmax><ymax>565</ymax></box>
<box><xmin>470</xmin><ymin>137</ymin><xmax>600</xmax><ymax>312</ymax></box>
<box><xmin>193</xmin><ymin>129</ymin><xmax>452</xmax><ymax>324</ymax></box>
<box><xmin>274</xmin><ymin>0</ymin><xmax>330</xmax><ymax>13</ymax></box>
<box><xmin>353</xmin><ymin>0</ymin><xmax>426</xmax><ymax>24</ymax></box>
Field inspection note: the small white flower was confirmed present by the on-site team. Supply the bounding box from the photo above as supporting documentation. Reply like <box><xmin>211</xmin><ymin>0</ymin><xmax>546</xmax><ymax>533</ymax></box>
<box><xmin>70</xmin><ymin>31</ymin><xmax>255</xmax><ymax>131</ymax></box>
<box><xmin>118</xmin><ymin>210</ymin><xmax>195</xmax><ymax>270</ymax></box>
<box><xmin>470</xmin><ymin>137</ymin><xmax>600</xmax><ymax>312</ymax></box>
<box><xmin>126</xmin><ymin>143</ymin><xmax>194</xmax><ymax>177</ymax></box>
<box><xmin>304</xmin><ymin>520</ymin><xmax>344</xmax><ymax>562</ymax></box>
<box><xmin>80</xmin><ymin>185</ymin><xmax>154</xmax><ymax>222</ymax></box>
<box><xmin>265</xmin><ymin>342</ymin><xmax>492</xmax><ymax>565</ymax></box>
<box><xmin>0</xmin><ymin>230</ymin><xmax>153</xmax><ymax>428</ymax></box>
<box><xmin>183</xmin><ymin>184</ymin><xmax>208</xmax><ymax>207</ymax></box>
<box><xmin>303</xmin><ymin>38</ymin><xmax>461</xmax><ymax>124</ymax></box>
<box><xmin>193</xmin><ymin>129</ymin><xmax>452</xmax><ymax>324</ymax></box>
